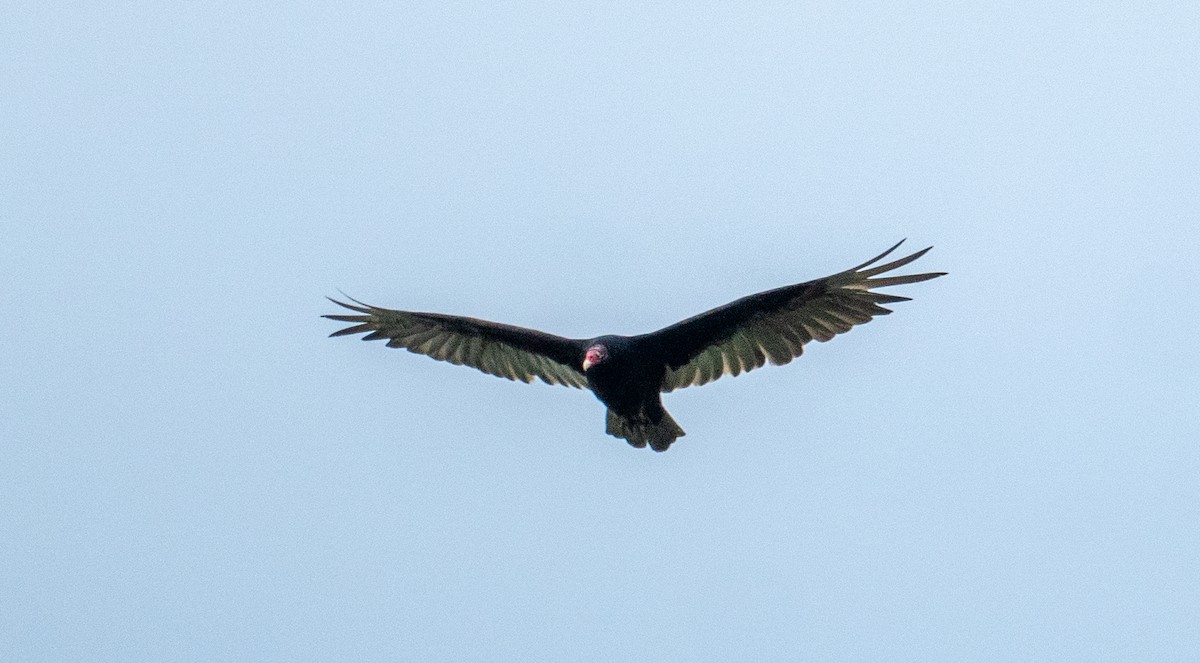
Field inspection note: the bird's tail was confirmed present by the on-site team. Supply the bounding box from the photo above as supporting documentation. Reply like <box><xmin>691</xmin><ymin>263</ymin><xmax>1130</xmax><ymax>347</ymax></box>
<box><xmin>606</xmin><ymin>407</ymin><xmax>686</xmax><ymax>452</ymax></box>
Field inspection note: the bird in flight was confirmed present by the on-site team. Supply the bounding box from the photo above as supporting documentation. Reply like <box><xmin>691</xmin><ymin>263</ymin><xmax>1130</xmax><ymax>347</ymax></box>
<box><xmin>325</xmin><ymin>240</ymin><xmax>945</xmax><ymax>452</ymax></box>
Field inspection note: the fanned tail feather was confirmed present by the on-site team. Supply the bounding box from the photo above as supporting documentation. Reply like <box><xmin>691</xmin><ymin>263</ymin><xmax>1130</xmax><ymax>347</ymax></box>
<box><xmin>606</xmin><ymin>408</ymin><xmax>686</xmax><ymax>452</ymax></box>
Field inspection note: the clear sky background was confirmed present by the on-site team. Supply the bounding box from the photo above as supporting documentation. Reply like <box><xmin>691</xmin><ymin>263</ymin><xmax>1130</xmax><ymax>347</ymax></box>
<box><xmin>3</xmin><ymin>2</ymin><xmax>1197</xmax><ymax>661</ymax></box>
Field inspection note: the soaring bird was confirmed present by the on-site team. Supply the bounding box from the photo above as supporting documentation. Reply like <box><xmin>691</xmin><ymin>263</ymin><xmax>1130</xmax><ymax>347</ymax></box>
<box><xmin>325</xmin><ymin>240</ymin><xmax>944</xmax><ymax>452</ymax></box>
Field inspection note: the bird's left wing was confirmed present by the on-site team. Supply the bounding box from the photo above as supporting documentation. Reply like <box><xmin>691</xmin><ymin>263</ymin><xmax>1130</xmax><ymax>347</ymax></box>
<box><xmin>324</xmin><ymin>298</ymin><xmax>589</xmax><ymax>388</ymax></box>
<box><xmin>644</xmin><ymin>241</ymin><xmax>945</xmax><ymax>392</ymax></box>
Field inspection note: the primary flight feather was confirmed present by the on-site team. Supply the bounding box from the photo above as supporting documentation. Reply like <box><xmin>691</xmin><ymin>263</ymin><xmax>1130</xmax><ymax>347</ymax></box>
<box><xmin>325</xmin><ymin>240</ymin><xmax>945</xmax><ymax>451</ymax></box>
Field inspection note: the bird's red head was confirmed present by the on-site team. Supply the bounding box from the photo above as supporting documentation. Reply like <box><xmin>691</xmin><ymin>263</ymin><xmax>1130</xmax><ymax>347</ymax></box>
<box><xmin>582</xmin><ymin>344</ymin><xmax>608</xmax><ymax>371</ymax></box>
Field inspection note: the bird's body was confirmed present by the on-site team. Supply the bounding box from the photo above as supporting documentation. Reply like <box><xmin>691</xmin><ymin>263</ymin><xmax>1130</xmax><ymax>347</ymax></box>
<box><xmin>579</xmin><ymin>335</ymin><xmax>680</xmax><ymax>450</ymax></box>
<box><xmin>325</xmin><ymin>241</ymin><xmax>945</xmax><ymax>452</ymax></box>
<box><xmin>583</xmin><ymin>335</ymin><xmax>661</xmax><ymax>414</ymax></box>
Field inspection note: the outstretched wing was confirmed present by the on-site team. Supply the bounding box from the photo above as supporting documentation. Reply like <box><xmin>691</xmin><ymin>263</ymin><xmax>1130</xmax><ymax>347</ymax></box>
<box><xmin>324</xmin><ymin>298</ymin><xmax>589</xmax><ymax>388</ymax></box>
<box><xmin>646</xmin><ymin>241</ymin><xmax>945</xmax><ymax>392</ymax></box>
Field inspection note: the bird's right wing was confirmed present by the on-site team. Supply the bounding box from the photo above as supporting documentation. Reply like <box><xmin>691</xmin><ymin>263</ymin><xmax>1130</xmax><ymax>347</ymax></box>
<box><xmin>324</xmin><ymin>298</ymin><xmax>590</xmax><ymax>388</ymax></box>
<box><xmin>645</xmin><ymin>241</ymin><xmax>945</xmax><ymax>392</ymax></box>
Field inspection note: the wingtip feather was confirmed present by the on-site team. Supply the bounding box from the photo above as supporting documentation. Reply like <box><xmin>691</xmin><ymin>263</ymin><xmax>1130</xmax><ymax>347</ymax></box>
<box><xmin>858</xmin><ymin>246</ymin><xmax>934</xmax><ymax>277</ymax></box>
<box><xmin>864</xmin><ymin>271</ymin><xmax>946</xmax><ymax>288</ymax></box>
<box><xmin>328</xmin><ymin>322</ymin><xmax>375</xmax><ymax>338</ymax></box>
<box><xmin>326</xmin><ymin>296</ymin><xmax>373</xmax><ymax>314</ymax></box>
<box><xmin>849</xmin><ymin>239</ymin><xmax>906</xmax><ymax>271</ymax></box>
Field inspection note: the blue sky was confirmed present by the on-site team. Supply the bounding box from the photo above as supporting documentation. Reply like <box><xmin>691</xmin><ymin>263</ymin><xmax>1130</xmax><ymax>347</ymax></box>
<box><xmin>3</xmin><ymin>2</ymin><xmax>1197</xmax><ymax>660</ymax></box>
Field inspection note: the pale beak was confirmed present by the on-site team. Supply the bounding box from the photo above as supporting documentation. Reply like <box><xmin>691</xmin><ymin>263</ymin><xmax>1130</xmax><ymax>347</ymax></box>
<box><xmin>582</xmin><ymin>358</ymin><xmax>593</xmax><ymax>371</ymax></box>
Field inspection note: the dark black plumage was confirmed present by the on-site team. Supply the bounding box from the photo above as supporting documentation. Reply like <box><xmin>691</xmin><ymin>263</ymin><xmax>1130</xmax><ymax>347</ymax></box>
<box><xmin>324</xmin><ymin>240</ymin><xmax>945</xmax><ymax>452</ymax></box>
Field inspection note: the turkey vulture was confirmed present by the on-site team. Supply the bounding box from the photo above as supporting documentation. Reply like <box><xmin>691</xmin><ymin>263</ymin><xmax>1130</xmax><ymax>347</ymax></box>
<box><xmin>325</xmin><ymin>240</ymin><xmax>944</xmax><ymax>451</ymax></box>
